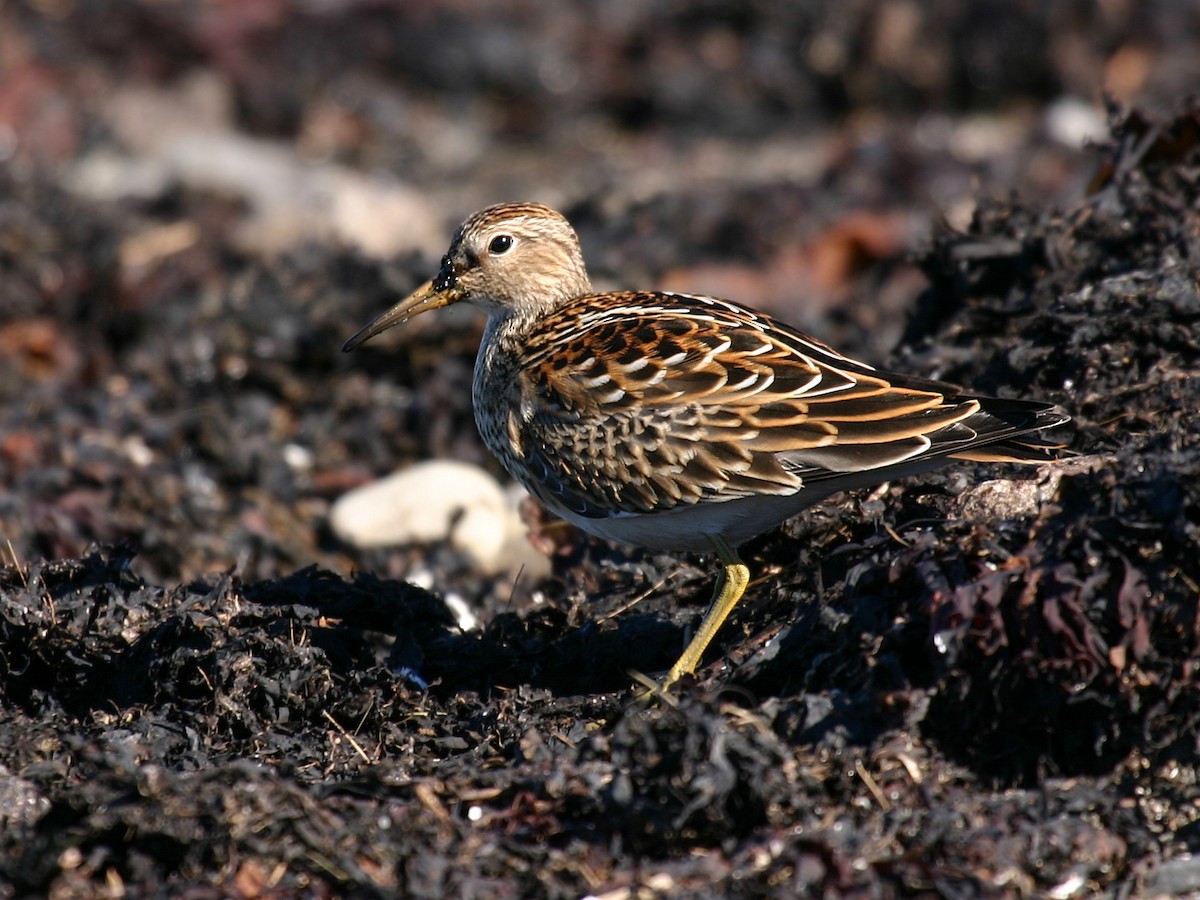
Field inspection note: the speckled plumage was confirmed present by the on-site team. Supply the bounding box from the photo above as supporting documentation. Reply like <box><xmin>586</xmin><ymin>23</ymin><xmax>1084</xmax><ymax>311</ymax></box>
<box><xmin>345</xmin><ymin>202</ymin><xmax>1070</xmax><ymax>687</ymax></box>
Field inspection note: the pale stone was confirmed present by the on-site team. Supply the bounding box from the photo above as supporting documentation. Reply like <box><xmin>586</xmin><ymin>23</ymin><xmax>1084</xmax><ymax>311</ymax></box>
<box><xmin>331</xmin><ymin>460</ymin><xmax>545</xmax><ymax>577</ymax></box>
<box><xmin>66</xmin><ymin>71</ymin><xmax>443</xmax><ymax>260</ymax></box>
<box><xmin>954</xmin><ymin>455</ymin><xmax>1112</xmax><ymax>521</ymax></box>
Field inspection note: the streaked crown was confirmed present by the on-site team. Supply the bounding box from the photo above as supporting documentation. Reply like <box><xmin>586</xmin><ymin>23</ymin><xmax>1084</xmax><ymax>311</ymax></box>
<box><xmin>437</xmin><ymin>202</ymin><xmax>592</xmax><ymax>319</ymax></box>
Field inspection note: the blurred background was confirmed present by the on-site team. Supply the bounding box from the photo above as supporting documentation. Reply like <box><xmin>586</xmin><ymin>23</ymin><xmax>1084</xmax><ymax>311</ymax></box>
<box><xmin>0</xmin><ymin>0</ymin><xmax>1197</xmax><ymax>587</ymax></box>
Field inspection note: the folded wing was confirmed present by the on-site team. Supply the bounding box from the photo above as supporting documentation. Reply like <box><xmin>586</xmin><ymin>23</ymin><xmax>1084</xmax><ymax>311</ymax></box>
<box><xmin>513</xmin><ymin>291</ymin><xmax>1068</xmax><ymax>518</ymax></box>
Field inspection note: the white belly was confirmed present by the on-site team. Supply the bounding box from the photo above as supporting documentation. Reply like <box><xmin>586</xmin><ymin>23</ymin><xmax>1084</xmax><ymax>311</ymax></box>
<box><xmin>550</xmin><ymin>488</ymin><xmax>837</xmax><ymax>554</ymax></box>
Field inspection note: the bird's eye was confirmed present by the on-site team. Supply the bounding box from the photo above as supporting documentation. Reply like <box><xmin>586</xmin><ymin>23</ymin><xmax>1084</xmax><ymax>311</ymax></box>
<box><xmin>488</xmin><ymin>234</ymin><xmax>514</xmax><ymax>255</ymax></box>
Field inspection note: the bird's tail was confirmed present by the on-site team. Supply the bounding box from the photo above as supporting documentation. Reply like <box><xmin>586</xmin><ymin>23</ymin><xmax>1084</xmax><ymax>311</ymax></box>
<box><xmin>948</xmin><ymin>402</ymin><xmax>1073</xmax><ymax>463</ymax></box>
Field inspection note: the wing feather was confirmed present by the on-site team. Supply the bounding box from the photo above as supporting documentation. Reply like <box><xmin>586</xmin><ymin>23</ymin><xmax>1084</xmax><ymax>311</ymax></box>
<box><xmin>512</xmin><ymin>291</ymin><xmax>1067</xmax><ymax>517</ymax></box>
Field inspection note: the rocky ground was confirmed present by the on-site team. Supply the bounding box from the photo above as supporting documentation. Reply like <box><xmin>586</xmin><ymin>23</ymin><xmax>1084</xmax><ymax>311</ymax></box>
<box><xmin>1</xmin><ymin>3</ymin><xmax>1199</xmax><ymax>897</ymax></box>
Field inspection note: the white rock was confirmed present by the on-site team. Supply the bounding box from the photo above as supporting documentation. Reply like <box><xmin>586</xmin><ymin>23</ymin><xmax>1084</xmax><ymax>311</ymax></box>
<box><xmin>66</xmin><ymin>71</ymin><xmax>443</xmax><ymax>260</ymax></box>
<box><xmin>954</xmin><ymin>455</ymin><xmax>1112</xmax><ymax>521</ymax></box>
<box><xmin>955</xmin><ymin>474</ymin><xmax>1058</xmax><ymax>521</ymax></box>
<box><xmin>331</xmin><ymin>460</ymin><xmax>540</xmax><ymax>576</ymax></box>
<box><xmin>1044</xmin><ymin>96</ymin><xmax>1108</xmax><ymax>149</ymax></box>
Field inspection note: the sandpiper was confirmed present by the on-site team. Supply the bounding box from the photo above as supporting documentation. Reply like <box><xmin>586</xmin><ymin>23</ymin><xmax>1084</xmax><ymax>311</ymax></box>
<box><xmin>344</xmin><ymin>202</ymin><xmax>1069</xmax><ymax>688</ymax></box>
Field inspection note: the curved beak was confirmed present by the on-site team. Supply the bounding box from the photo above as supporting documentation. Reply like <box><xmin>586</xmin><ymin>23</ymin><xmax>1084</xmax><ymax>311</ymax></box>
<box><xmin>341</xmin><ymin>279</ymin><xmax>458</xmax><ymax>351</ymax></box>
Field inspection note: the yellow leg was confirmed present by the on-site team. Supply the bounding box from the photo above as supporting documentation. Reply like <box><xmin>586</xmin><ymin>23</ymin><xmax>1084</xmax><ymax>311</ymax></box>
<box><xmin>662</xmin><ymin>537</ymin><xmax>750</xmax><ymax>688</ymax></box>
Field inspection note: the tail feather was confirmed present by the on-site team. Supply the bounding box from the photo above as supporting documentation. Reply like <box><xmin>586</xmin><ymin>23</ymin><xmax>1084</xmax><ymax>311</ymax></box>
<box><xmin>947</xmin><ymin>400</ymin><xmax>1072</xmax><ymax>463</ymax></box>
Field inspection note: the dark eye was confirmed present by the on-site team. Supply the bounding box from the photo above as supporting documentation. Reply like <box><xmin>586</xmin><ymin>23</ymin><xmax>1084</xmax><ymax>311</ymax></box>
<box><xmin>488</xmin><ymin>234</ymin><xmax>514</xmax><ymax>255</ymax></box>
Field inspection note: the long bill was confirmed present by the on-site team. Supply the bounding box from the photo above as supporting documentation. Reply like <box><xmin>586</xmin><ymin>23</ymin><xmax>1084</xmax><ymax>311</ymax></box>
<box><xmin>341</xmin><ymin>279</ymin><xmax>458</xmax><ymax>351</ymax></box>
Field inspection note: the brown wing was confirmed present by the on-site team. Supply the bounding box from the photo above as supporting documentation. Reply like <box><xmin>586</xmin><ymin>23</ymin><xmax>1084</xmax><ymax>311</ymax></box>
<box><xmin>514</xmin><ymin>291</ymin><xmax>1066</xmax><ymax>517</ymax></box>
